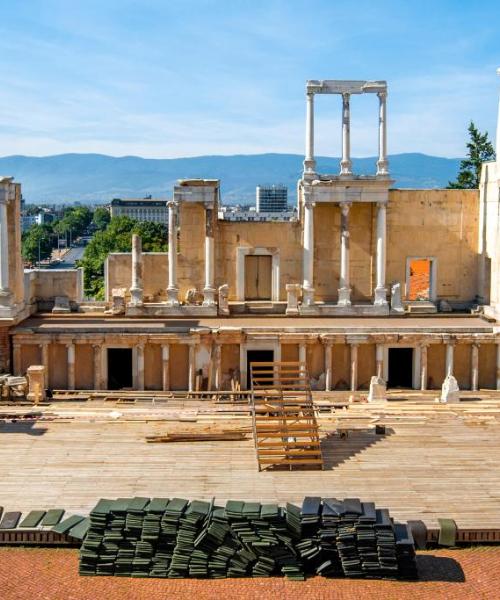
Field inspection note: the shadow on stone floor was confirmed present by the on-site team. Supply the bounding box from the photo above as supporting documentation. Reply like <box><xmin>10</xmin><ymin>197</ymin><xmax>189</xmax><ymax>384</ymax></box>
<box><xmin>415</xmin><ymin>554</ymin><xmax>466</xmax><ymax>582</ymax></box>
<box><xmin>0</xmin><ymin>420</ymin><xmax>48</xmax><ymax>436</ymax></box>
<box><xmin>320</xmin><ymin>428</ymin><xmax>395</xmax><ymax>470</ymax></box>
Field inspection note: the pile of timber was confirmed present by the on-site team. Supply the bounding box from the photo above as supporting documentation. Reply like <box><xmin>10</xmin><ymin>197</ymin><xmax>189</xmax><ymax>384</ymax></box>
<box><xmin>250</xmin><ymin>362</ymin><xmax>323</xmax><ymax>471</ymax></box>
<box><xmin>146</xmin><ymin>431</ymin><xmax>247</xmax><ymax>443</ymax></box>
<box><xmin>79</xmin><ymin>496</ymin><xmax>417</xmax><ymax>580</ymax></box>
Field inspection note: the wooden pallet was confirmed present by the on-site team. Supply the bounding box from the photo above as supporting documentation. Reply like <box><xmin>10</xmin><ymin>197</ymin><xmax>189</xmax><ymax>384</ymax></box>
<box><xmin>250</xmin><ymin>361</ymin><xmax>323</xmax><ymax>471</ymax></box>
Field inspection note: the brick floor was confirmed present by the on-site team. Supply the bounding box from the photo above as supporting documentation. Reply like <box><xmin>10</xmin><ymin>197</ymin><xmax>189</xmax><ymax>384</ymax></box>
<box><xmin>0</xmin><ymin>547</ymin><xmax>499</xmax><ymax>600</ymax></box>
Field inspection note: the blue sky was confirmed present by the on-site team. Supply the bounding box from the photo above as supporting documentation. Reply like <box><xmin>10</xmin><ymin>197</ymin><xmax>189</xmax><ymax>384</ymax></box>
<box><xmin>0</xmin><ymin>0</ymin><xmax>499</xmax><ymax>158</ymax></box>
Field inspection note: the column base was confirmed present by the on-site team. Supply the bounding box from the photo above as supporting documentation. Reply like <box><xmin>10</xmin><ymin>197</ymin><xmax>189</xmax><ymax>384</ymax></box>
<box><xmin>166</xmin><ymin>287</ymin><xmax>180</xmax><ymax>307</ymax></box>
<box><xmin>376</xmin><ymin>160</ymin><xmax>389</xmax><ymax>177</ymax></box>
<box><xmin>129</xmin><ymin>287</ymin><xmax>144</xmax><ymax>307</ymax></box>
<box><xmin>373</xmin><ymin>286</ymin><xmax>388</xmax><ymax>306</ymax></box>
<box><xmin>337</xmin><ymin>287</ymin><xmax>351</xmax><ymax>306</ymax></box>
<box><xmin>202</xmin><ymin>286</ymin><xmax>216</xmax><ymax>307</ymax></box>
<box><xmin>302</xmin><ymin>286</ymin><xmax>315</xmax><ymax>307</ymax></box>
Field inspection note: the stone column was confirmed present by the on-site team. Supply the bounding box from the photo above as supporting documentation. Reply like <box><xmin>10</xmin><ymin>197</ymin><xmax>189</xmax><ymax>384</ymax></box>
<box><xmin>420</xmin><ymin>344</ymin><xmax>428</xmax><ymax>391</ymax></box>
<box><xmin>324</xmin><ymin>342</ymin><xmax>332</xmax><ymax>391</ymax></box>
<box><xmin>340</xmin><ymin>93</ymin><xmax>352</xmax><ymax>176</ymax></box>
<box><xmin>299</xmin><ymin>342</ymin><xmax>307</xmax><ymax>366</ymax></box>
<box><xmin>166</xmin><ymin>200</ymin><xmax>180</xmax><ymax>306</ymax></box>
<box><xmin>303</xmin><ymin>92</ymin><xmax>316</xmax><ymax>179</ymax></box>
<box><xmin>188</xmin><ymin>343</ymin><xmax>195</xmax><ymax>393</ymax></box>
<box><xmin>203</xmin><ymin>207</ymin><xmax>216</xmax><ymax>306</ymax></box>
<box><xmin>376</xmin><ymin>344</ymin><xmax>384</xmax><ymax>379</ymax></box>
<box><xmin>374</xmin><ymin>202</ymin><xmax>388</xmax><ymax>306</ymax></box>
<box><xmin>129</xmin><ymin>234</ymin><xmax>143</xmax><ymax>306</ymax></box>
<box><xmin>214</xmin><ymin>343</ymin><xmax>222</xmax><ymax>391</ymax></box>
<box><xmin>376</xmin><ymin>91</ymin><xmax>389</xmax><ymax>176</ymax></box>
<box><xmin>67</xmin><ymin>342</ymin><xmax>75</xmax><ymax>391</ymax></box>
<box><xmin>13</xmin><ymin>342</ymin><xmax>21</xmax><ymax>376</ymax></box>
<box><xmin>471</xmin><ymin>343</ymin><xmax>479</xmax><ymax>392</ymax></box>
<box><xmin>93</xmin><ymin>345</ymin><xmax>103</xmax><ymax>390</ymax></box>
<box><xmin>40</xmin><ymin>342</ymin><xmax>49</xmax><ymax>380</ymax></box>
<box><xmin>302</xmin><ymin>192</ymin><xmax>315</xmax><ymax>306</ymax></box>
<box><xmin>350</xmin><ymin>343</ymin><xmax>358</xmax><ymax>391</ymax></box>
<box><xmin>445</xmin><ymin>343</ymin><xmax>454</xmax><ymax>376</ymax></box>
<box><xmin>0</xmin><ymin>192</ymin><xmax>11</xmax><ymax>300</ymax></box>
<box><xmin>338</xmin><ymin>203</ymin><xmax>352</xmax><ymax>306</ymax></box>
<box><xmin>161</xmin><ymin>344</ymin><xmax>170</xmax><ymax>392</ymax></box>
<box><xmin>136</xmin><ymin>344</ymin><xmax>145</xmax><ymax>391</ymax></box>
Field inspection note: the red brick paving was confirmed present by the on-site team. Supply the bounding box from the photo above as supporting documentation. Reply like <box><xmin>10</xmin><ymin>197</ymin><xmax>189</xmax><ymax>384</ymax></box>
<box><xmin>1</xmin><ymin>546</ymin><xmax>499</xmax><ymax>600</ymax></box>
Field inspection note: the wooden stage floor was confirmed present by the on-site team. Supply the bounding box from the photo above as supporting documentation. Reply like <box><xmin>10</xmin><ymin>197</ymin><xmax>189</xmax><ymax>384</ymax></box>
<box><xmin>1</xmin><ymin>395</ymin><xmax>500</xmax><ymax>530</ymax></box>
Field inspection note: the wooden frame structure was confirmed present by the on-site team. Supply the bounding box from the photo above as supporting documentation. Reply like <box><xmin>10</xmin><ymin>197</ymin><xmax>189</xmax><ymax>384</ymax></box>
<box><xmin>250</xmin><ymin>361</ymin><xmax>323</xmax><ymax>471</ymax></box>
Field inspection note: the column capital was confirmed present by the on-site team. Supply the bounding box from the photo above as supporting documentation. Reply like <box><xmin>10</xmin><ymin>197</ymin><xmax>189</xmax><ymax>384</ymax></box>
<box><xmin>167</xmin><ymin>199</ymin><xmax>178</xmax><ymax>209</ymax></box>
<box><xmin>377</xmin><ymin>90</ymin><xmax>387</xmax><ymax>101</ymax></box>
<box><xmin>340</xmin><ymin>201</ymin><xmax>352</xmax><ymax>215</ymax></box>
<box><xmin>376</xmin><ymin>200</ymin><xmax>388</xmax><ymax>209</ymax></box>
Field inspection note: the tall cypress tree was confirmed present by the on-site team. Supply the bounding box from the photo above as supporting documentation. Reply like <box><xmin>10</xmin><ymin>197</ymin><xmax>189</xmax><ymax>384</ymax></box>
<box><xmin>448</xmin><ymin>121</ymin><xmax>496</xmax><ymax>189</ymax></box>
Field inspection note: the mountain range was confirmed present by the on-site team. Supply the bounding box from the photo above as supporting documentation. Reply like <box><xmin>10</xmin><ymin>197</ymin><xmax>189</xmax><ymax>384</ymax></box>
<box><xmin>0</xmin><ymin>152</ymin><xmax>462</xmax><ymax>204</ymax></box>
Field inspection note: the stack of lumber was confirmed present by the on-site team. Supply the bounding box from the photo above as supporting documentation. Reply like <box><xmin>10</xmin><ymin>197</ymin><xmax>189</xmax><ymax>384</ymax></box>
<box><xmin>79</xmin><ymin>496</ymin><xmax>417</xmax><ymax>580</ymax></box>
<box><xmin>250</xmin><ymin>362</ymin><xmax>323</xmax><ymax>471</ymax></box>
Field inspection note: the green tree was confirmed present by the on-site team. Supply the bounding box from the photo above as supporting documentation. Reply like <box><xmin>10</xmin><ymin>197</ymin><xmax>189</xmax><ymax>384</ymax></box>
<box><xmin>78</xmin><ymin>216</ymin><xmax>168</xmax><ymax>299</ymax></box>
<box><xmin>448</xmin><ymin>121</ymin><xmax>496</xmax><ymax>189</ymax></box>
<box><xmin>92</xmin><ymin>206</ymin><xmax>111</xmax><ymax>230</ymax></box>
<box><xmin>21</xmin><ymin>224</ymin><xmax>54</xmax><ymax>265</ymax></box>
<box><xmin>54</xmin><ymin>206</ymin><xmax>93</xmax><ymax>245</ymax></box>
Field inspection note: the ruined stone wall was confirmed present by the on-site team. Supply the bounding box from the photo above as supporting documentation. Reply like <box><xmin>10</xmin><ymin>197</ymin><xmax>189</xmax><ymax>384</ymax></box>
<box><xmin>178</xmin><ymin>203</ymin><xmax>206</xmax><ymax>299</ymax></box>
<box><xmin>106</xmin><ymin>253</ymin><xmax>168</xmax><ymax>302</ymax></box>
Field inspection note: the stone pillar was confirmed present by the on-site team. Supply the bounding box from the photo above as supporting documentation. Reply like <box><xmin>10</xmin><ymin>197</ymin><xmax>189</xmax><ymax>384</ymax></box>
<box><xmin>285</xmin><ymin>283</ymin><xmax>301</xmax><ymax>315</ymax></box>
<box><xmin>13</xmin><ymin>342</ymin><xmax>21</xmax><ymax>375</ymax></box>
<box><xmin>27</xmin><ymin>365</ymin><xmax>46</xmax><ymax>404</ymax></box>
<box><xmin>161</xmin><ymin>344</ymin><xmax>170</xmax><ymax>392</ymax></box>
<box><xmin>299</xmin><ymin>342</ymin><xmax>307</xmax><ymax>366</ymax></box>
<box><xmin>303</xmin><ymin>92</ymin><xmax>316</xmax><ymax>179</ymax></box>
<box><xmin>350</xmin><ymin>343</ymin><xmax>358</xmax><ymax>391</ymax></box>
<box><xmin>324</xmin><ymin>342</ymin><xmax>332</xmax><ymax>392</ymax></box>
<box><xmin>166</xmin><ymin>200</ymin><xmax>180</xmax><ymax>306</ymax></box>
<box><xmin>93</xmin><ymin>345</ymin><xmax>103</xmax><ymax>390</ymax></box>
<box><xmin>136</xmin><ymin>344</ymin><xmax>145</xmax><ymax>391</ymax></box>
<box><xmin>376</xmin><ymin>91</ymin><xmax>389</xmax><ymax>176</ymax></box>
<box><xmin>0</xmin><ymin>193</ymin><xmax>11</xmax><ymax>301</ymax></box>
<box><xmin>67</xmin><ymin>342</ymin><xmax>75</xmax><ymax>391</ymax></box>
<box><xmin>302</xmin><ymin>192</ymin><xmax>315</xmax><ymax>306</ymax></box>
<box><xmin>214</xmin><ymin>343</ymin><xmax>222</xmax><ymax>391</ymax></box>
<box><xmin>374</xmin><ymin>202</ymin><xmax>388</xmax><ymax>306</ymax></box>
<box><xmin>129</xmin><ymin>234</ymin><xmax>143</xmax><ymax>307</ymax></box>
<box><xmin>203</xmin><ymin>207</ymin><xmax>216</xmax><ymax>306</ymax></box>
<box><xmin>376</xmin><ymin>344</ymin><xmax>384</xmax><ymax>379</ymax></box>
<box><xmin>338</xmin><ymin>203</ymin><xmax>352</xmax><ymax>306</ymax></box>
<box><xmin>471</xmin><ymin>343</ymin><xmax>479</xmax><ymax>392</ymax></box>
<box><xmin>40</xmin><ymin>342</ymin><xmax>49</xmax><ymax>382</ymax></box>
<box><xmin>188</xmin><ymin>343</ymin><xmax>195</xmax><ymax>393</ymax></box>
<box><xmin>340</xmin><ymin>93</ymin><xmax>352</xmax><ymax>176</ymax></box>
<box><xmin>445</xmin><ymin>343</ymin><xmax>454</xmax><ymax>377</ymax></box>
<box><xmin>420</xmin><ymin>344</ymin><xmax>428</xmax><ymax>391</ymax></box>
<box><xmin>496</xmin><ymin>343</ymin><xmax>500</xmax><ymax>391</ymax></box>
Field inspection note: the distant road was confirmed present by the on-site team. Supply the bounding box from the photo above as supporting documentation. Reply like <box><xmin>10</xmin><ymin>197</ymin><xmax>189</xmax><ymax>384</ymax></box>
<box><xmin>50</xmin><ymin>246</ymin><xmax>85</xmax><ymax>269</ymax></box>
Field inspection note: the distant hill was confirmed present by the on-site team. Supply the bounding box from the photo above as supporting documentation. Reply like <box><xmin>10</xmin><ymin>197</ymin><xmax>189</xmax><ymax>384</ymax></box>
<box><xmin>0</xmin><ymin>152</ymin><xmax>462</xmax><ymax>204</ymax></box>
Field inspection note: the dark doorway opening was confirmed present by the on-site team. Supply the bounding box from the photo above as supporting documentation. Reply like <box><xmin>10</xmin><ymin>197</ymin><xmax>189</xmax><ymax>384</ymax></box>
<box><xmin>388</xmin><ymin>348</ymin><xmax>413</xmax><ymax>389</ymax></box>
<box><xmin>107</xmin><ymin>348</ymin><xmax>133</xmax><ymax>390</ymax></box>
<box><xmin>247</xmin><ymin>349</ymin><xmax>274</xmax><ymax>389</ymax></box>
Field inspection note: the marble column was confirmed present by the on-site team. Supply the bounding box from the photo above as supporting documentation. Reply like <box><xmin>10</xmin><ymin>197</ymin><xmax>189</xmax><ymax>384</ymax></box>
<box><xmin>203</xmin><ymin>207</ymin><xmax>216</xmax><ymax>306</ymax></box>
<box><xmin>338</xmin><ymin>203</ymin><xmax>352</xmax><ymax>306</ymax></box>
<box><xmin>420</xmin><ymin>344</ymin><xmax>428</xmax><ymax>391</ymax></box>
<box><xmin>471</xmin><ymin>344</ymin><xmax>479</xmax><ymax>392</ymax></box>
<box><xmin>161</xmin><ymin>344</ymin><xmax>170</xmax><ymax>392</ymax></box>
<box><xmin>376</xmin><ymin>344</ymin><xmax>384</xmax><ymax>379</ymax></box>
<box><xmin>40</xmin><ymin>342</ymin><xmax>49</xmax><ymax>380</ymax></box>
<box><xmin>445</xmin><ymin>343</ymin><xmax>454</xmax><ymax>377</ymax></box>
<box><xmin>376</xmin><ymin>91</ymin><xmax>389</xmax><ymax>176</ymax></box>
<box><xmin>136</xmin><ymin>344</ymin><xmax>145</xmax><ymax>391</ymax></box>
<box><xmin>67</xmin><ymin>342</ymin><xmax>75</xmax><ymax>390</ymax></box>
<box><xmin>324</xmin><ymin>342</ymin><xmax>332</xmax><ymax>391</ymax></box>
<box><xmin>129</xmin><ymin>234</ymin><xmax>143</xmax><ymax>306</ymax></box>
<box><xmin>350</xmin><ymin>343</ymin><xmax>358</xmax><ymax>391</ymax></box>
<box><xmin>340</xmin><ymin>93</ymin><xmax>352</xmax><ymax>176</ymax></box>
<box><xmin>214</xmin><ymin>343</ymin><xmax>222</xmax><ymax>391</ymax></box>
<box><xmin>0</xmin><ymin>193</ymin><xmax>11</xmax><ymax>300</ymax></box>
<box><xmin>166</xmin><ymin>200</ymin><xmax>179</xmax><ymax>306</ymax></box>
<box><xmin>302</xmin><ymin>193</ymin><xmax>315</xmax><ymax>306</ymax></box>
<box><xmin>303</xmin><ymin>92</ymin><xmax>316</xmax><ymax>179</ymax></box>
<box><xmin>374</xmin><ymin>202</ymin><xmax>388</xmax><ymax>306</ymax></box>
<box><xmin>299</xmin><ymin>342</ymin><xmax>307</xmax><ymax>366</ymax></box>
<box><xmin>188</xmin><ymin>343</ymin><xmax>195</xmax><ymax>393</ymax></box>
<box><xmin>93</xmin><ymin>345</ymin><xmax>103</xmax><ymax>390</ymax></box>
